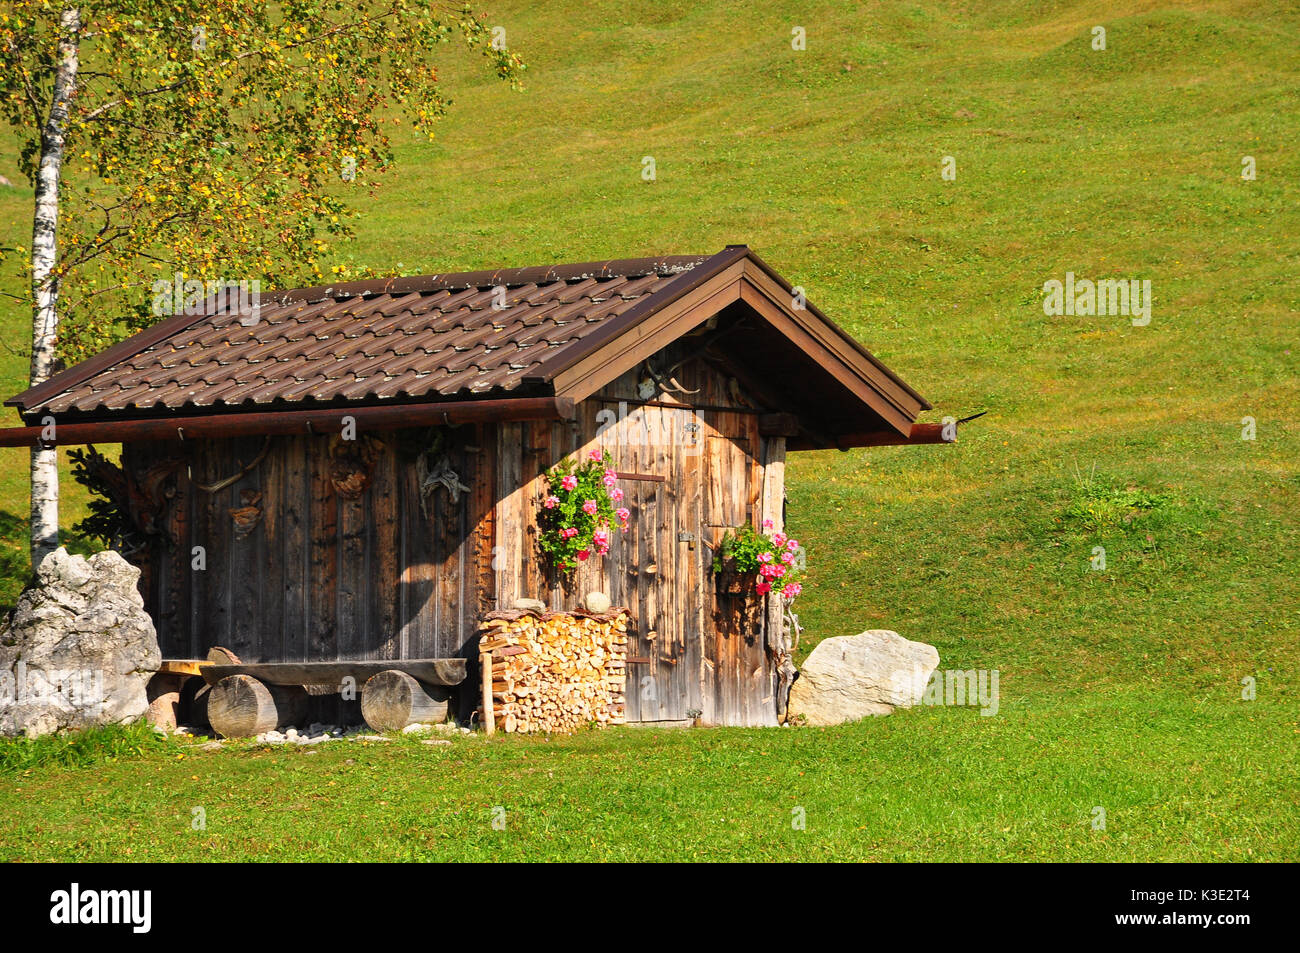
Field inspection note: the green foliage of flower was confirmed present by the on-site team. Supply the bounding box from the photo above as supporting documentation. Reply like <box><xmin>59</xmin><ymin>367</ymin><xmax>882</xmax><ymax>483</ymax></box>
<box><xmin>712</xmin><ymin>521</ymin><xmax>805</xmax><ymax>600</ymax></box>
<box><xmin>537</xmin><ymin>449</ymin><xmax>629</xmax><ymax>573</ymax></box>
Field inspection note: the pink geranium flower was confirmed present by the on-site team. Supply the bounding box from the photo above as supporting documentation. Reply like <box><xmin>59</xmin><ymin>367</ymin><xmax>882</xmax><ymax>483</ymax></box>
<box><xmin>589</xmin><ymin>450</ymin><xmax>603</xmax><ymax>460</ymax></box>
<box><xmin>615</xmin><ymin>507</ymin><xmax>630</xmax><ymax>523</ymax></box>
<box><xmin>582</xmin><ymin>499</ymin><xmax>598</xmax><ymax>515</ymax></box>
<box><xmin>576</xmin><ymin>549</ymin><xmax>590</xmax><ymax>561</ymax></box>
<box><xmin>772</xmin><ymin>532</ymin><xmax>787</xmax><ymax>548</ymax></box>
<box><xmin>762</xmin><ymin>519</ymin><xmax>774</xmax><ymax>529</ymax></box>
<box><xmin>755</xmin><ymin>581</ymin><xmax>772</xmax><ymax>595</ymax></box>
<box><xmin>786</xmin><ymin>539</ymin><xmax>799</xmax><ymax>551</ymax></box>
<box><xmin>544</xmin><ymin>495</ymin><xmax>559</xmax><ymax>509</ymax></box>
<box><xmin>561</xmin><ymin>475</ymin><xmax>578</xmax><ymax>492</ymax></box>
<box><xmin>603</xmin><ymin>470</ymin><xmax>618</xmax><ymax>488</ymax></box>
<box><xmin>781</xmin><ymin>582</ymin><xmax>802</xmax><ymax>599</ymax></box>
<box><xmin>609</xmin><ymin>487</ymin><xmax>625</xmax><ymax>502</ymax></box>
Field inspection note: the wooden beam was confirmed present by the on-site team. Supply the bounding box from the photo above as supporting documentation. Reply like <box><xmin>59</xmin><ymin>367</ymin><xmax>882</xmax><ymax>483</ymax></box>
<box><xmin>0</xmin><ymin>397</ymin><xmax>575</xmax><ymax>448</ymax></box>
<box><xmin>758</xmin><ymin>413</ymin><xmax>800</xmax><ymax>437</ymax></box>
<box><xmin>157</xmin><ymin>658</ymin><xmax>209</xmax><ymax>677</ymax></box>
<box><xmin>546</xmin><ymin>264</ymin><xmax>748</xmax><ymax>401</ymax></box>
<box><xmin>739</xmin><ymin>280</ymin><xmax>917</xmax><ymax>436</ymax></box>
<box><xmin>200</xmin><ymin>658</ymin><xmax>467</xmax><ymax>688</ymax></box>
<box><xmin>614</xmin><ymin>471</ymin><xmax>667</xmax><ymax>483</ymax></box>
<box><xmin>787</xmin><ymin>422</ymin><xmax>954</xmax><ymax>452</ymax></box>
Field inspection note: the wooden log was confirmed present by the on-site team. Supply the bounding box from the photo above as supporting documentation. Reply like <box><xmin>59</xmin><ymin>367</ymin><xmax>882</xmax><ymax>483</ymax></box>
<box><xmin>361</xmin><ymin>669</ymin><xmax>449</xmax><ymax>732</ymax></box>
<box><xmin>207</xmin><ymin>674</ymin><xmax>308</xmax><ymax>738</ymax></box>
<box><xmin>207</xmin><ymin>645</ymin><xmax>242</xmax><ymax>665</ymax></box>
<box><xmin>200</xmin><ymin>658</ymin><xmax>467</xmax><ymax>688</ymax></box>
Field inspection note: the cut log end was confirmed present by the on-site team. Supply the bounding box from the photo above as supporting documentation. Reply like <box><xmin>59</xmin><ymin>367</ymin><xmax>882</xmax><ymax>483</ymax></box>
<box><xmin>361</xmin><ymin>669</ymin><xmax>449</xmax><ymax>732</ymax></box>
<box><xmin>207</xmin><ymin>674</ymin><xmax>307</xmax><ymax>738</ymax></box>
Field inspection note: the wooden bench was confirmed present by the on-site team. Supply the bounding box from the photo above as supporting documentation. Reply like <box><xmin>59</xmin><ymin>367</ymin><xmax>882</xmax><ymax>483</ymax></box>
<box><xmin>159</xmin><ymin>656</ymin><xmax>467</xmax><ymax>737</ymax></box>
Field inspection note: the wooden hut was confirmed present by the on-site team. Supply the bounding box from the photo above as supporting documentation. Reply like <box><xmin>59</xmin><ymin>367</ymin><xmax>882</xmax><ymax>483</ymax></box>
<box><xmin>3</xmin><ymin>246</ymin><xmax>947</xmax><ymax>729</ymax></box>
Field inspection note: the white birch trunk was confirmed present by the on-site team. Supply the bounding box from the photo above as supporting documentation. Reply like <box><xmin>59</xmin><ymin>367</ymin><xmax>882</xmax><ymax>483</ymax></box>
<box><xmin>28</xmin><ymin>7</ymin><xmax>81</xmax><ymax>569</ymax></box>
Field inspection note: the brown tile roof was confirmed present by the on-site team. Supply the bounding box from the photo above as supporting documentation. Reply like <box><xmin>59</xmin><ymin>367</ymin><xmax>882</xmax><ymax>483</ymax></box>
<box><xmin>9</xmin><ymin>255</ymin><xmax>715</xmax><ymax>419</ymax></box>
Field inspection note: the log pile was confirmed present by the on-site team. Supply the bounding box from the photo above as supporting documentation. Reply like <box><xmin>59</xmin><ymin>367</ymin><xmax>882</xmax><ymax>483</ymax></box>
<box><xmin>477</xmin><ymin>609</ymin><xmax>628</xmax><ymax>733</ymax></box>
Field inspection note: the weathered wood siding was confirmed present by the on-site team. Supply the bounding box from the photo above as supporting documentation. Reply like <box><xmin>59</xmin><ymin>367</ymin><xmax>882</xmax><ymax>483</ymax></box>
<box><xmin>127</xmin><ymin>348</ymin><xmax>786</xmax><ymax>726</ymax></box>
<box><xmin>127</xmin><ymin>426</ymin><xmax>491</xmax><ymax>665</ymax></box>
<box><xmin>492</xmin><ymin>348</ymin><xmax>784</xmax><ymax>726</ymax></box>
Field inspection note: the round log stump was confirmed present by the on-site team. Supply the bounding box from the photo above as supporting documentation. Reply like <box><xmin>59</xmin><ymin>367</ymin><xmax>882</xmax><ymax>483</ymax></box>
<box><xmin>361</xmin><ymin>670</ymin><xmax>449</xmax><ymax>732</ymax></box>
<box><xmin>207</xmin><ymin>674</ymin><xmax>308</xmax><ymax>738</ymax></box>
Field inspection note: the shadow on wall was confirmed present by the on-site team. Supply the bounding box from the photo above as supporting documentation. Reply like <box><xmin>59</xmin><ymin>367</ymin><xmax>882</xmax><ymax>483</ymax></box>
<box><xmin>0</xmin><ymin>510</ymin><xmax>99</xmax><ymax>614</ymax></box>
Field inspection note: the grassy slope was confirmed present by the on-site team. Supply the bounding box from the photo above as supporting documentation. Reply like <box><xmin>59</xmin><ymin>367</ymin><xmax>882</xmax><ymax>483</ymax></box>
<box><xmin>1</xmin><ymin>0</ymin><xmax>1297</xmax><ymax>861</ymax></box>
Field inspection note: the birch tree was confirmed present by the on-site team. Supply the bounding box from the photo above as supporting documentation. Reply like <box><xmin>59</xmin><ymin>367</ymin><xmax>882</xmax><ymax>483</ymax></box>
<box><xmin>0</xmin><ymin>1</ymin><xmax>522</xmax><ymax>567</ymax></box>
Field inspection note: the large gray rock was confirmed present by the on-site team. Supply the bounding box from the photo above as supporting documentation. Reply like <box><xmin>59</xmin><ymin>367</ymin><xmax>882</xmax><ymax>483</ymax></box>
<box><xmin>787</xmin><ymin>629</ymin><xmax>939</xmax><ymax>726</ymax></box>
<box><xmin>0</xmin><ymin>547</ymin><xmax>160</xmax><ymax>737</ymax></box>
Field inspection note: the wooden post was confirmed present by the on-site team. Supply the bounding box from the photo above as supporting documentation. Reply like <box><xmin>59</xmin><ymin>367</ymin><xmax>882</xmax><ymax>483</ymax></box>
<box><xmin>481</xmin><ymin>652</ymin><xmax>495</xmax><ymax>736</ymax></box>
<box><xmin>761</xmin><ymin>436</ymin><xmax>795</xmax><ymax>723</ymax></box>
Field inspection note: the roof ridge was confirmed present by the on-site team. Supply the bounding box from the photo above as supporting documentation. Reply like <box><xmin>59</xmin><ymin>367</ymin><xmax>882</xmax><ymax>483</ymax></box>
<box><xmin>268</xmin><ymin>255</ymin><xmax>712</xmax><ymax>307</ymax></box>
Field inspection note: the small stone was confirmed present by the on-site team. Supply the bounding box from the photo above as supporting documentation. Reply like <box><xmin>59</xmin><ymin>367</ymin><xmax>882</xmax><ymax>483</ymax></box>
<box><xmin>402</xmin><ymin>723</ymin><xmax>433</xmax><ymax>735</ymax></box>
<box><xmin>285</xmin><ymin>728</ymin><xmax>299</xmax><ymax>739</ymax></box>
<box><xmin>198</xmin><ymin>741</ymin><xmax>223</xmax><ymax>751</ymax></box>
<box><xmin>354</xmin><ymin>734</ymin><xmax>392</xmax><ymax>742</ymax></box>
<box><xmin>421</xmin><ymin>738</ymin><xmax>452</xmax><ymax>746</ymax></box>
<box><xmin>583</xmin><ymin>591</ymin><xmax>612</xmax><ymax>613</ymax></box>
<box><xmin>512</xmin><ymin>597</ymin><xmax>547</xmax><ymax>612</ymax></box>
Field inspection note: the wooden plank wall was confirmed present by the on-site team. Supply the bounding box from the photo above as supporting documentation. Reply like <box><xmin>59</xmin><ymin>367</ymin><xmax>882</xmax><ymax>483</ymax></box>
<box><xmin>131</xmin><ymin>426</ymin><xmax>487</xmax><ymax>664</ymax></box>
<box><xmin>492</xmin><ymin>345</ymin><xmax>781</xmax><ymax>726</ymax></box>
<box><xmin>129</xmin><ymin>346</ymin><xmax>784</xmax><ymax>726</ymax></box>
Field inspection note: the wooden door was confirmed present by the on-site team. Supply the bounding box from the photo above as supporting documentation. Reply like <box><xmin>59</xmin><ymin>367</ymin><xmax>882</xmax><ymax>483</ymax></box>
<box><xmin>617</xmin><ymin>401</ymin><xmax>704</xmax><ymax>723</ymax></box>
<box><xmin>700</xmin><ymin>410</ymin><xmax>770</xmax><ymax>726</ymax></box>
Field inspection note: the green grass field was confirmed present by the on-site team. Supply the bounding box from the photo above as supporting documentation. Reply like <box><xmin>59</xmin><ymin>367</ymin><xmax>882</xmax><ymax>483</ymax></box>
<box><xmin>1</xmin><ymin>0</ymin><xmax>1297</xmax><ymax>862</ymax></box>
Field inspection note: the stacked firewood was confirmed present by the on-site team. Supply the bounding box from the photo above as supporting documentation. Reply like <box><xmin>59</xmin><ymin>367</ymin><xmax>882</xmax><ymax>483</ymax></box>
<box><xmin>477</xmin><ymin>609</ymin><xmax>628</xmax><ymax>733</ymax></box>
